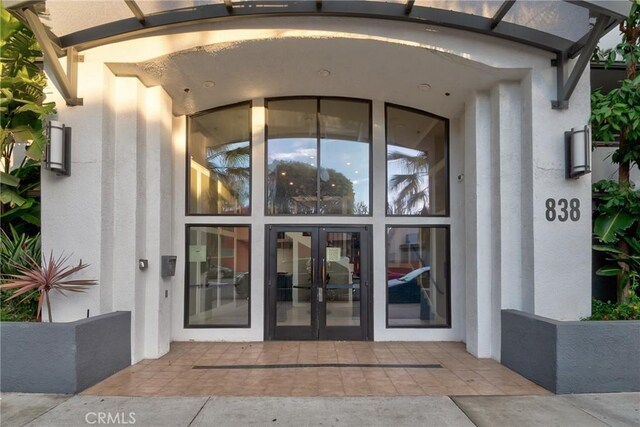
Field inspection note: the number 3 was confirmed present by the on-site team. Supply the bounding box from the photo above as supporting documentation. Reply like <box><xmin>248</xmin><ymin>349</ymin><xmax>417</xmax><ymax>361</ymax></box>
<box><xmin>557</xmin><ymin>199</ymin><xmax>568</xmax><ymax>222</ymax></box>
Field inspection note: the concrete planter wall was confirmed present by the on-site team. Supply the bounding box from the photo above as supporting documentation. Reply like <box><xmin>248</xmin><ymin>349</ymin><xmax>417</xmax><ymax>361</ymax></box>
<box><xmin>501</xmin><ymin>309</ymin><xmax>640</xmax><ymax>394</ymax></box>
<box><xmin>1</xmin><ymin>311</ymin><xmax>131</xmax><ymax>393</ymax></box>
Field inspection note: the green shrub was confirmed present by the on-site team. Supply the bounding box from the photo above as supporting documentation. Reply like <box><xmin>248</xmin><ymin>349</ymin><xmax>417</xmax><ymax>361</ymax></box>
<box><xmin>585</xmin><ymin>280</ymin><xmax>640</xmax><ymax>320</ymax></box>
<box><xmin>0</xmin><ymin>227</ymin><xmax>40</xmax><ymax>321</ymax></box>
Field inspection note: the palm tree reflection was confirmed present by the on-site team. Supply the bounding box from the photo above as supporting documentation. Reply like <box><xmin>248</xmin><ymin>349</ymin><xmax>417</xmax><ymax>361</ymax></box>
<box><xmin>387</xmin><ymin>149</ymin><xmax>429</xmax><ymax>215</ymax></box>
<box><xmin>206</xmin><ymin>142</ymin><xmax>251</xmax><ymax>212</ymax></box>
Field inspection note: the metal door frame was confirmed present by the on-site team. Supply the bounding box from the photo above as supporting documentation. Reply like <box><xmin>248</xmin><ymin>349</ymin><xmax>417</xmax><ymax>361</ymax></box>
<box><xmin>265</xmin><ymin>224</ymin><xmax>373</xmax><ymax>341</ymax></box>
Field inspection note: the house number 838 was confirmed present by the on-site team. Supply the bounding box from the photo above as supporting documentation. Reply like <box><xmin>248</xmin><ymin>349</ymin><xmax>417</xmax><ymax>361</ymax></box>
<box><xmin>545</xmin><ymin>198</ymin><xmax>580</xmax><ymax>222</ymax></box>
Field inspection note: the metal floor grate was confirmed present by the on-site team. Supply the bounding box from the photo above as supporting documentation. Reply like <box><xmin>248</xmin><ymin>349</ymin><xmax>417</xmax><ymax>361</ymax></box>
<box><xmin>192</xmin><ymin>363</ymin><xmax>442</xmax><ymax>370</ymax></box>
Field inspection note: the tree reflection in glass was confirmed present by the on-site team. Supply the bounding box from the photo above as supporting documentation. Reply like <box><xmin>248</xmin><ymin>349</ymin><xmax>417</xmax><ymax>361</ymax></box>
<box><xmin>205</xmin><ymin>142</ymin><xmax>250</xmax><ymax>213</ymax></box>
<box><xmin>188</xmin><ymin>102</ymin><xmax>251</xmax><ymax>215</ymax></box>
<box><xmin>267</xmin><ymin>159</ymin><xmax>354</xmax><ymax>215</ymax></box>
<box><xmin>387</xmin><ymin>147</ymin><xmax>429</xmax><ymax>215</ymax></box>
<box><xmin>385</xmin><ymin>105</ymin><xmax>447</xmax><ymax>216</ymax></box>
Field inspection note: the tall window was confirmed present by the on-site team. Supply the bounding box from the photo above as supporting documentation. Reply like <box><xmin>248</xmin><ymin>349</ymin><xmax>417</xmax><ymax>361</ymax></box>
<box><xmin>386</xmin><ymin>226</ymin><xmax>450</xmax><ymax>328</ymax></box>
<box><xmin>266</xmin><ymin>98</ymin><xmax>371</xmax><ymax>215</ymax></box>
<box><xmin>185</xmin><ymin>225</ymin><xmax>250</xmax><ymax>327</ymax></box>
<box><xmin>188</xmin><ymin>102</ymin><xmax>251</xmax><ymax>215</ymax></box>
<box><xmin>386</xmin><ymin>105</ymin><xmax>448</xmax><ymax>216</ymax></box>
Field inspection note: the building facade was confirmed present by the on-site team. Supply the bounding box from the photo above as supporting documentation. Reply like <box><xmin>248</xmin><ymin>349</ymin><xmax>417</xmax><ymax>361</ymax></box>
<box><xmin>9</xmin><ymin>0</ymin><xmax>630</xmax><ymax>363</ymax></box>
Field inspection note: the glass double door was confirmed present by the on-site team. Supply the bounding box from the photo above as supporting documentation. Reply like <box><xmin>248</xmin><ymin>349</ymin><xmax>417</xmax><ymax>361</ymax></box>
<box><xmin>266</xmin><ymin>225</ymin><xmax>371</xmax><ymax>341</ymax></box>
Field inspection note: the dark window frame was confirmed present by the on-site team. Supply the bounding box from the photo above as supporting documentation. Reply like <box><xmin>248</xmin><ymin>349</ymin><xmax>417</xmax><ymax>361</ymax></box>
<box><xmin>186</xmin><ymin>101</ymin><xmax>253</xmax><ymax>217</ymax></box>
<box><xmin>385</xmin><ymin>224</ymin><xmax>451</xmax><ymax>329</ymax></box>
<box><xmin>384</xmin><ymin>103</ymin><xmax>450</xmax><ymax>218</ymax></box>
<box><xmin>264</xmin><ymin>96</ymin><xmax>373</xmax><ymax>217</ymax></box>
<box><xmin>183</xmin><ymin>224</ymin><xmax>252</xmax><ymax>328</ymax></box>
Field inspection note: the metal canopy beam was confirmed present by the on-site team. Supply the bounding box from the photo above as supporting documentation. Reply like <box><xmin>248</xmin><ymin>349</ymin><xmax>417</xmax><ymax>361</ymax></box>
<box><xmin>9</xmin><ymin>1</ymin><xmax>627</xmax><ymax>110</ymax></box>
<box><xmin>552</xmin><ymin>14</ymin><xmax>609</xmax><ymax>109</ymax></box>
<box><xmin>404</xmin><ymin>0</ymin><xmax>414</xmax><ymax>15</ymax></box>
<box><xmin>22</xmin><ymin>8</ymin><xmax>82</xmax><ymax>106</ymax></box>
<box><xmin>490</xmin><ymin>0</ymin><xmax>515</xmax><ymax>30</ymax></box>
<box><xmin>567</xmin><ymin>15</ymin><xmax>616</xmax><ymax>58</ymax></box>
<box><xmin>52</xmin><ymin>1</ymin><xmax>576</xmax><ymax>54</ymax></box>
<box><xmin>124</xmin><ymin>0</ymin><xmax>146</xmax><ymax>25</ymax></box>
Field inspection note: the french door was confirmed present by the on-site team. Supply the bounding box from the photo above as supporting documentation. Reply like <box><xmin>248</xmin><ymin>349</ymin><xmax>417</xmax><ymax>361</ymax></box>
<box><xmin>265</xmin><ymin>225</ymin><xmax>372</xmax><ymax>340</ymax></box>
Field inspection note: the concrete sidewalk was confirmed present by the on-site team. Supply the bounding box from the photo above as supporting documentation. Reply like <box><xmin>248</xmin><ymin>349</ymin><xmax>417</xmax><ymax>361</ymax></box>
<box><xmin>1</xmin><ymin>393</ymin><xmax>638</xmax><ymax>427</ymax></box>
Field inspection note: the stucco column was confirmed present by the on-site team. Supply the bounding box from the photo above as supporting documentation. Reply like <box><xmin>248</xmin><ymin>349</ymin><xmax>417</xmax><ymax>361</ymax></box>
<box><xmin>526</xmin><ymin>64</ymin><xmax>593</xmax><ymax>320</ymax></box>
<box><xmin>464</xmin><ymin>91</ymin><xmax>493</xmax><ymax>358</ymax></box>
<box><xmin>142</xmin><ymin>86</ymin><xmax>174</xmax><ymax>359</ymax></box>
<box><xmin>41</xmin><ymin>60</ymin><xmax>107</xmax><ymax>322</ymax></box>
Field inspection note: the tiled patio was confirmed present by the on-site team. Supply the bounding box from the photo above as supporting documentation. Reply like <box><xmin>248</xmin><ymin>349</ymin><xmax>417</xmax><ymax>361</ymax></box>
<box><xmin>82</xmin><ymin>342</ymin><xmax>550</xmax><ymax>397</ymax></box>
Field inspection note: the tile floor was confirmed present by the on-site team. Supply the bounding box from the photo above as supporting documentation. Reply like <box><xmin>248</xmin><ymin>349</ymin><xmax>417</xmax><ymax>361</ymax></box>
<box><xmin>82</xmin><ymin>342</ymin><xmax>550</xmax><ymax>397</ymax></box>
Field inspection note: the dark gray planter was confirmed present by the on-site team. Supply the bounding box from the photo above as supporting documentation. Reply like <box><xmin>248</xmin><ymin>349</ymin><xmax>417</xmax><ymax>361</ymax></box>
<box><xmin>1</xmin><ymin>311</ymin><xmax>131</xmax><ymax>393</ymax></box>
<box><xmin>501</xmin><ymin>309</ymin><xmax>640</xmax><ymax>394</ymax></box>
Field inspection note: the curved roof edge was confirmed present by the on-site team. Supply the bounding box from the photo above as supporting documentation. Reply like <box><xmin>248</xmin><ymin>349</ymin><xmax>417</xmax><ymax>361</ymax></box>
<box><xmin>6</xmin><ymin>0</ymin><xmax>628</xmax><ymax>55</ymax></box>
<box><xmin>5</xmin><ymin>0</ymin><xmax>630</xmax><ymax>109</ymax></box>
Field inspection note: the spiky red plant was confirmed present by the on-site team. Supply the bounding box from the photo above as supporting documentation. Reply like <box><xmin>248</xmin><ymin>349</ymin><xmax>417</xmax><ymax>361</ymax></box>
<box><xmin>0</xmin><ymin>252</ymin><xmax>97</xmax><ymax>322</ymax></box>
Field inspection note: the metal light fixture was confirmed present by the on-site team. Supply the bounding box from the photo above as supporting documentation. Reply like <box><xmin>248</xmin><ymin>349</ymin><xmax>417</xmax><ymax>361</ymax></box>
<box><xmin>565</xmin><ymin>125</ymin><xmax>591</xmax><ymax>179</ymax></box>
<box><xmin>45</xmin><ymin>120</ymin><xmax>71</xmax><ymax>176</ymax></box>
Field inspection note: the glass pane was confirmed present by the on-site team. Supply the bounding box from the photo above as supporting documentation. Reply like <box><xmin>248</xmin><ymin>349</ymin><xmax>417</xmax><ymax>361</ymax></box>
<box><xmin>276</xmin><ymin>232</ymin><xmax>312</xmax><ymax>327</ymax></box>
<box><xmin>138</xmin><ymin>1</ymin><xmax>217</xmax><ymax>15</ymax></box>
<box><xmin>387</xmin><ymin>226</ymin><xmax>448</xmax><ymax>327</ymax></box>
<box><xmin>414</xmin><ymin>1</ymin><xmax>502</xmax><ymax>18</ymax></box>
<box><xmin>319</xmin><ymin>99</ymin><xmax>370</xmax><ymax>215</ymax></box>
<box><xmin>267</xmin><ymin>99</ymin><xmax>318</xmax><ymax>215</ymax></box>
<box><xmin>187</xmin><ymin>226</ymin><xmax>250</xmax><ymax>326</ymax></box>
<box><xmin>503</xmin><ymin>1</ymin><xmax>589</xmax><ymax>42</ymax></box>
<box><xmin>188</xmin><ymin>103</ymin><xmax>251</xmax><ymax>215</ymax></box>
<box><xmin>325</xmin><ymin>232</ymin><xmax>361</xmax><ymax>327</ymax></box>
<box><xmin>386</xmin><ymin>106</ymin><xmax>447</xmax><ymax>216</ymax></box>
<box><xmin>43</xmin><ymin>1</ymin><xmax>133</xmax><ymax>37</ymax></box>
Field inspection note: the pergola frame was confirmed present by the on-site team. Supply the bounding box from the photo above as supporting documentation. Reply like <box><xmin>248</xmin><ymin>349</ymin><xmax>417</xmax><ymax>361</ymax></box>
<box><xmin>5</xmin><ymin>0</ymin><xmax>628</xmax><ymax>108</ymax></box>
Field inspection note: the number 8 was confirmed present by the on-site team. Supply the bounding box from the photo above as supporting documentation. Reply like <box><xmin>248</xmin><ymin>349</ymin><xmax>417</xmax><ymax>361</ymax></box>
<box><xmin>545</xmin><ymin>198</ymin><xmax>556</xmax><ymax>221</ymax></box>
<box><xmin>570</xmin><ymin>199</ymin><xmax>580</xmax><ymax>221</ymax></box>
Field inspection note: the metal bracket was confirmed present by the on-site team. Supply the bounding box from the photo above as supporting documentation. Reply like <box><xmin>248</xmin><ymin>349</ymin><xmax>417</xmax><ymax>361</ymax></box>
<box><xmin>551</xmin><ymin>14</ymin><xmax>609</xmax><ymax>110</ymax></box>
<box><xmin>23</xmin><ymin>8</ymin><xmax>83</xmax><ymax>106</ymax></box>
<box><xmin>404</xmin><ymin>0</ymin><xmax>414</xmax><ymax>15</ymax></box>
<box><xmin>490</xmin><ymin>0</ymin><xmax>515</xmax><ymax>30</ymax></box>
<box><xmin>124</xmin><ymin>0</ymin><xmax>146</xmax><ymax>25</ymax></box>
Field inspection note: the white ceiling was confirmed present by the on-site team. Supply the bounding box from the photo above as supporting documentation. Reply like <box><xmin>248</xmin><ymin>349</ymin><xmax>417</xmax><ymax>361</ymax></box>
<box><xmin>107</xmin><ymin>35</ymin><xmax>526</xmax><ymax>118</ymax></box>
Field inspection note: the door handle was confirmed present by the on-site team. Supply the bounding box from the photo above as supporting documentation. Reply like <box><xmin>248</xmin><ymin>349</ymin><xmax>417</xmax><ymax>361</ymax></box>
<box><xmin>319</xmin><ymin>257</ymin><xmax>326</xmax><ymax>303</ymax></box>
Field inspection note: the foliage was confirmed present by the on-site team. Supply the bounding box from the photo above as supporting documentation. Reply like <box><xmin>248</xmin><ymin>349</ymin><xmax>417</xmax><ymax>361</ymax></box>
<box><xmin>0</xmin><ymin>252</ymin><xmax>97</xmax><ymax>322</ymax></box>
<box><xmin>592</xmin><ymin>1</ymin><xmax>640</xmax><ymax>74</ymax></box>
<box><xmin>592</xmin><ymin>180</ymin><xmax>640</xmax><ymax>243</ymax></box>
<box><xmin>0</xmin><ymin>227</ymin><xmax>40</xmax><ymax>321</ymax></box>
<box><xmin>594</xmin><ymin>235</ymin><xmax>640</xmax><ymax>301</ymax></box>
<box><xmin>591</xmin><ymin>2</ymin><xmax>640</xmax><ymax>304</ymax></box>
<box><xmin>267</xmin><ymin>161</ymin><xmax>356</xmax><ymax>214</ymax></box>
<box><xmin>387</xmin><ymin>150</ymin><xmax>430</xmax><ymax>215</ymax></box>
<box><xmin>1</xmin><ymin>159</ymin><xmax>40</xmax><ymax>234</ymax></box>
<box><xmin>591</xmin><ymin>76</ymin><xmax>640</xmax><ymax>169</ymax></box>
<box><xmin>0</xmin><ymin>5</ymin><xmax>54</xmax><ymax>233</ymax></box>
<box><xmin>592</xmin><ymin>180</ymin><xmax>640</xmax><ymax>302</ymax></box>
<box><xmin>206</xmin><ymin>142</ymin><xmax>251</xmax><ymax>211</ymax></box>
<box><xmin>585</xmin><ymin>281</ymin><xmax>640</xmax><ymax>321</ymax></box>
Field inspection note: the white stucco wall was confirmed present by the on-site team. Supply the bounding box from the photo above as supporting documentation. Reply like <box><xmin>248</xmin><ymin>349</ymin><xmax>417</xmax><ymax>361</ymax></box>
<box><xmin>42</xmin><ymin>16</ymin><xmax>594</xmax><ymax>361</ymax></box>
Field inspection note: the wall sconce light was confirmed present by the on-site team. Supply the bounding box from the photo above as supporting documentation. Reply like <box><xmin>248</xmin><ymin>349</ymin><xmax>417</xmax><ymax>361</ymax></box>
<box><xmin>45</xmin><ymin>120</ymin><xmax>71</xmax><ymax>176</ymax></box>
<box><xmin>565</xmin><ymin>125</ymin><xmax>591</xmax><ymax>179</ymax></box>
